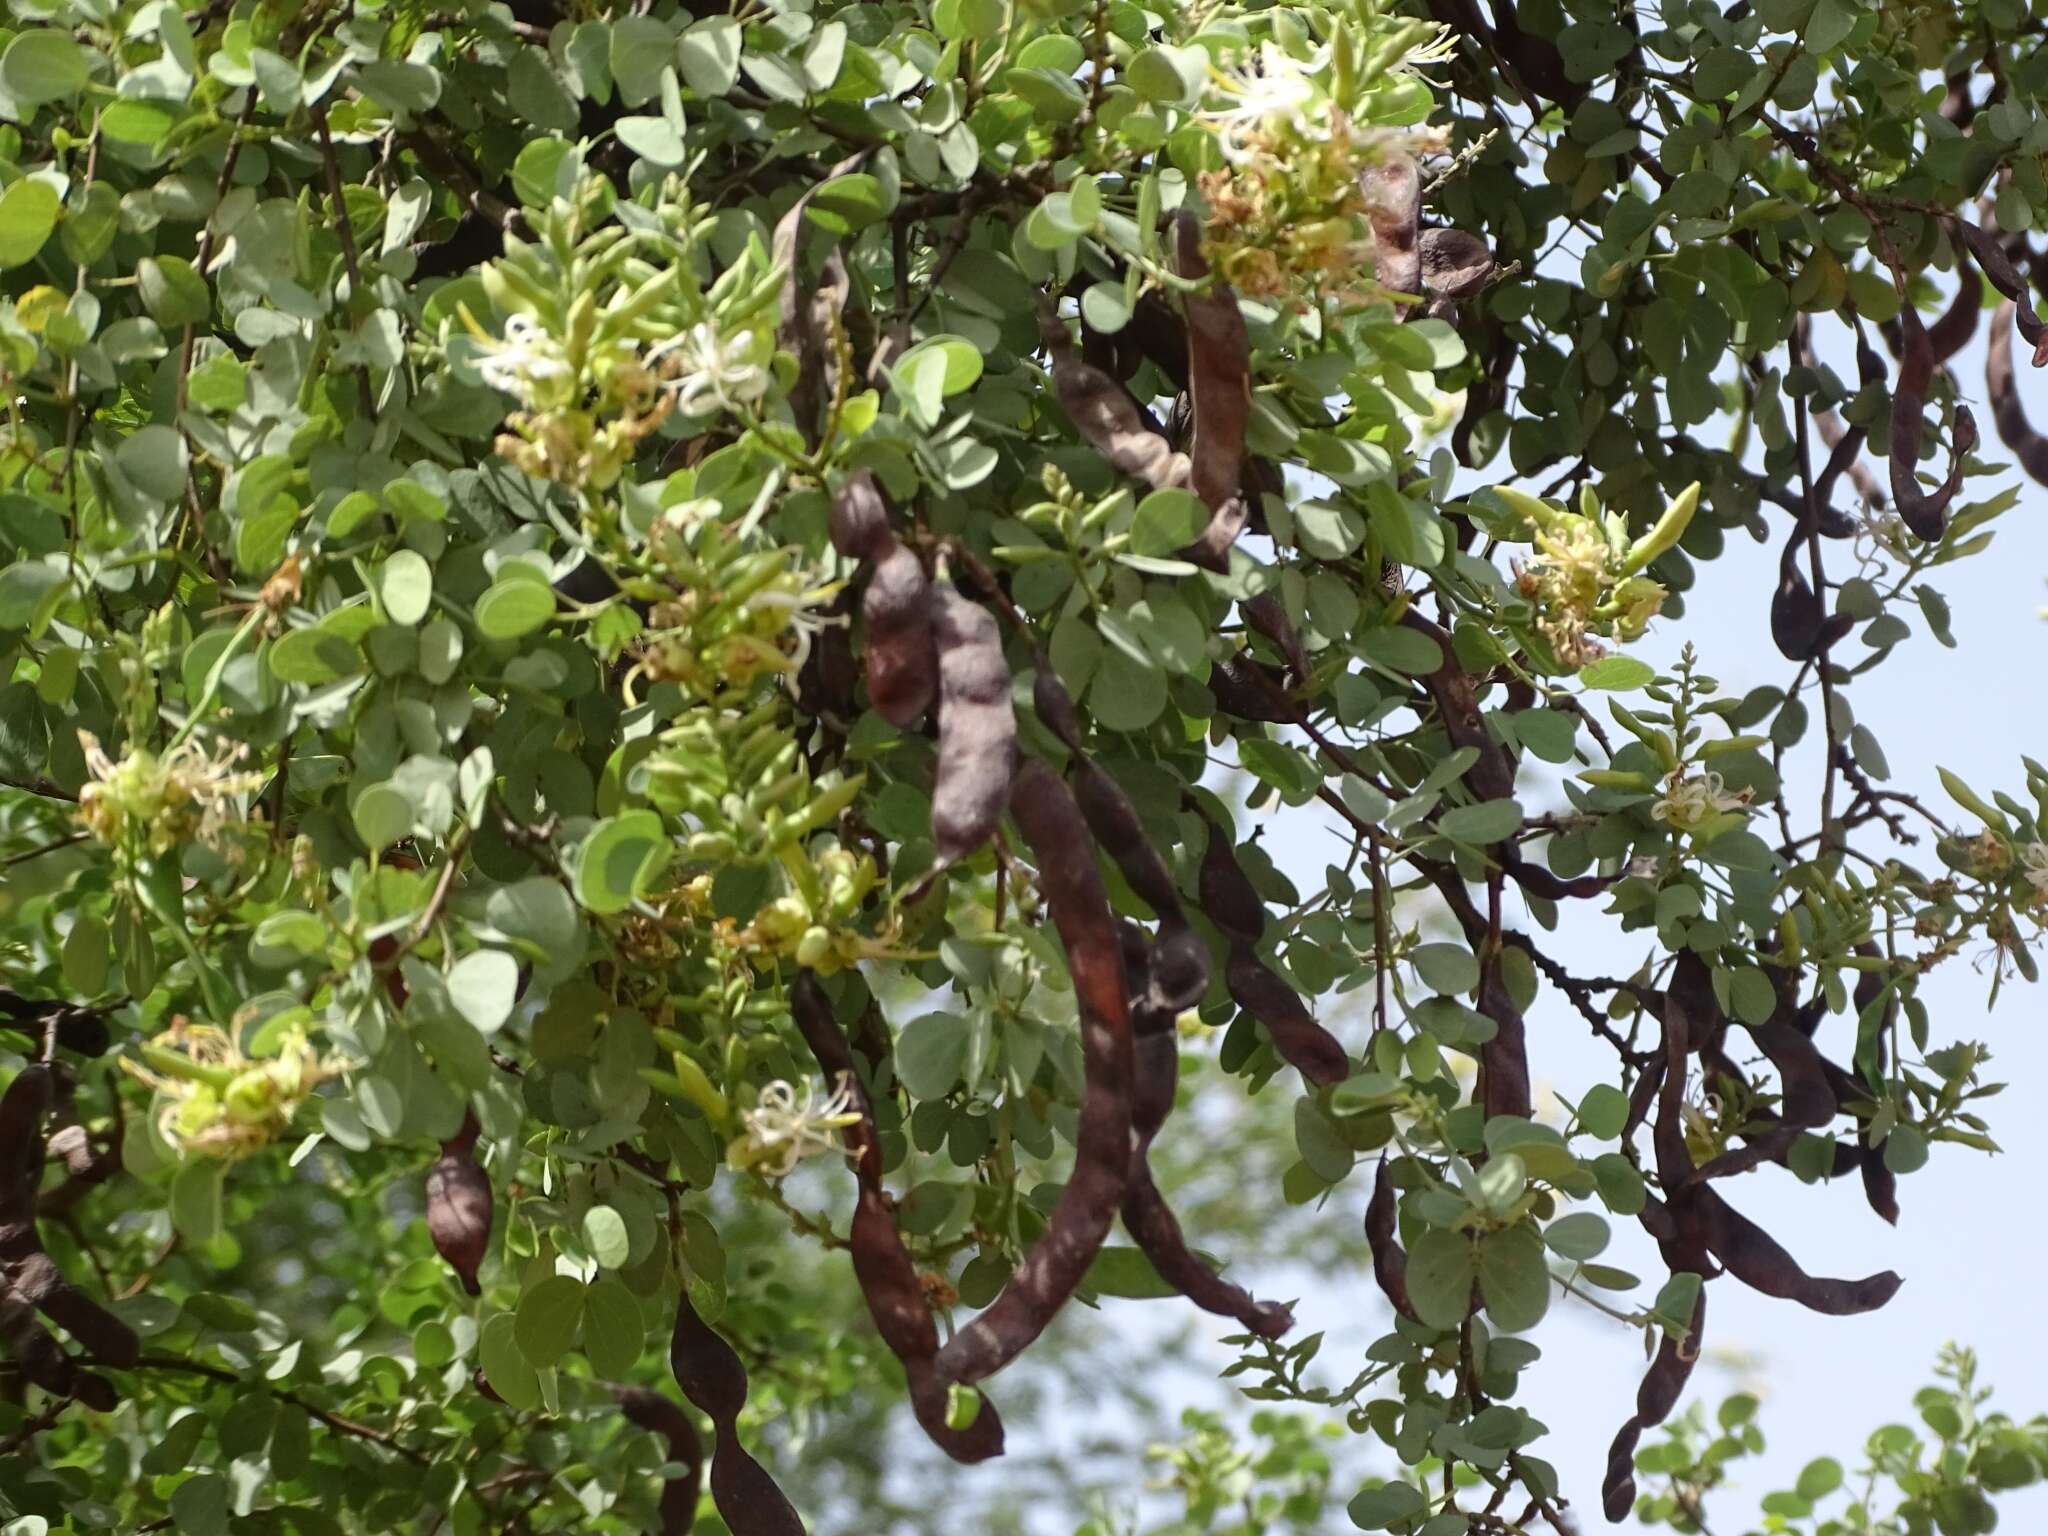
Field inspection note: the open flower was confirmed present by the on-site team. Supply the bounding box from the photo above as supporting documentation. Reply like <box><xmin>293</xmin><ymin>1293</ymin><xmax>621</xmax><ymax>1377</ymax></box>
<box><xmin>2020</xmin><ymin>841</ymin><xmax>2048</xmax><ymax>902</ymax></box>
<box><xmin>654</xmin><ymin>321</ymin><xmax>769</xmax><ymax>416</ymax></box>
<box><xmin>1651</xmin><ymin>770</ymin><xmax>1752</xmax><ymax>832</ymax></box>
<box><xmin>77</xmin><ymin>731</ymin><xmax>265</xmax><ymax>857</ymax></box>
<box><xmin>731</xmin><ymin>1076</ymin><xmax>861</xmax><ymax>1177</ymax></box>
<box><xmin>476</xmin><ymin>312</ymin><xmax>574</xmax><ymax>410</ymax></box>
<box><xmin>1198</xmin><ymin>43</ymin><xmax>1328</xmax><ymax>164</ymax></box>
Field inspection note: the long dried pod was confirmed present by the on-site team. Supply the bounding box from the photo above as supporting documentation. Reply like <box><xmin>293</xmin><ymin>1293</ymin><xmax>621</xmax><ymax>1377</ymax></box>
<box><xmin>1986</xmin><ymin>299</ymin><xmax>2048</xmax><ymax>485</ymax></box>
<box><xmin>1364</xmin><ymin>1156</ymin><xmax>1419</xmax><ymax>1323</ymax></box>
<box><xmin>1601</xmin><ymin>1284</ymin><xmax>1706</xmax><ymax>1522</ymax></box>
<box><xmin>1949</xmin><ymin>217</ymin><xmax>2048</xmax><ymax>366</ymax></box>
<box><xmin>1888</xmin><ymin>302</ymin><xmax>1980</xmax><ymax>540</ymax></box>
<box><xmin>832</xmin><ymin>475</ymin><xmax>938</xmax><ymax>728</ymax></box>
<box><xmin>1196</xmin><ymin>814</ymin><xmax>1349</xmax><ymax>1085</ymax></box>
<box><xmin>1364</xmin><ymin>153</ymin><xmax>1422</xmax><ymax>305</ymax></box>
<box><xmin>935</xmin><ymin>760</ymin><xmax>1133</xmax><ymax>1385</ymax></box>
<box><xmin>1038</xmin><ymin>306</ymin><xmax>1190</xmax><ymax>492</ymax></box>
<box><xmin>789</xmin><ymin>974</ymin><xmax>1005</xmax><ymax>1462</ymax></box>
<box><xmin>1691</xmin><ymin>1185</ymin><xmax>1901</xmax><ymax>1315</ymax></box>
<box><xmin>772</xmin><ymin>151</ymin><xmax>865</xmax><ymax>446</ymax></box>
<box><xmin>614</xmin><ymin>1384</ymin><xmax>705</xmax><ymax>1536</ymax></box>
<box><xmin>1171</xmin><ymin>211</ymin><xmax>1254</xmax><ymax>567</ymax></box>
<box><xmin>426</xmin><ymin>1114</ymin><xmax>493</xmax><ymax>1296</ymax></box>
<box><xmin>0</xmin><ymin>1066</ymin><xmax>135</xmax><ymax>1409</ymax></box>
<box><xmin>1851</xmin><ymin>959</ymin><xmax>1902</xmax><ymax>1225</ymax></box>
<box><xmin>930</xmin><ymin>585</ymin><xmax>1016</xmax><ymax>863</ymax></box>
<box><xmin>1207</xmin><ymin>652</ymin><xmax>1294</xmax><ymax>722</ymax></box>
<box><xmin>1927</xmin><ymin>245</ymin><xmax>1982</xmax><ymax>364</ymax></box>
<box><xmin>668</xmin><ymin>1295</ymin><xmax>806</xmax><ymax>1536</ymax></box>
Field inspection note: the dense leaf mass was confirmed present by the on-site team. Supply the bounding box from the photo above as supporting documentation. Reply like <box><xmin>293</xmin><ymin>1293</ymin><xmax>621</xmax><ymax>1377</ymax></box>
<box><xmin>2</xmin><ymin>0</ymin><xmax>2048</xmax><ymax>1532</ymax></box>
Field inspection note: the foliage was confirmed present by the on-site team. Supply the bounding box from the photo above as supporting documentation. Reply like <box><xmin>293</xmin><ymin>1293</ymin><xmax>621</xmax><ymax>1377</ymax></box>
<box><xmin>0</xmin><ymin>0</ymin><xmax>2046</xmax><ymax>1531</ymax></box>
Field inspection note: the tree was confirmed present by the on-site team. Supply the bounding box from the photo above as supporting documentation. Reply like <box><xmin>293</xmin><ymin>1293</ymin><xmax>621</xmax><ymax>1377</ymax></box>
<box><xmin>0</xmin><ymin>0</ymin><xmax>2045</xmax><ymax>1530</ymax></box>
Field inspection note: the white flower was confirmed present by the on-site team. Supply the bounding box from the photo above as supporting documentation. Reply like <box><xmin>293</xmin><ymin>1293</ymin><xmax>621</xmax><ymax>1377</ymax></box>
<box><xmin>1199</xmin><ymin>43</ymin><xmax>1328</xmax><ymax>163</ymax></box>
<box><xmin>653</xmin><ymin>321</ymin><xmax>769</xmax><ymax>416</ymax></box>
<box><xmin>737</xmin><ymin>1075</ymin><xmax>859</xmax><ymax>1177</ymax></box>
<box><xmin>2020</xmin><ymin>842</ymin><xmax>2048</xmax><ymax>901</ymax></box>
<box><xmin>476</xmin><ymin>313</ymin><xmax>571</xmax><ymax>406</ymax></box>
<box><xmin>1651</xmin><ymin>770</ymin><xmax>1752</xmax><ymax>832</ymax></box>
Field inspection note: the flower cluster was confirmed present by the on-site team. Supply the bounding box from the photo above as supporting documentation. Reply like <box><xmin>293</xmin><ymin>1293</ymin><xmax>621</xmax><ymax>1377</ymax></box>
<box><xmin>2019</xmin><ymin>842</ymin><xmax>2048</xmax><ymax>904</ymax></box>
<box><xmin>123</xmin><ymin>1020</ymin><xmax>341</xmax><ymax>1160</ymax></box>
<box><xmin>1498</xmin><ymin>483</ymin><xmax>1698</xmax><ymax>672</ymax></box>
<box><xmin>1651</xmin><ymin>770</ymin><xmax>1753</xmax><ymax>832</ymax></box>
<box><xmin>729</xmin><ymin>1075</ymin><xmax>861</xmax><ymax>1177</ymax></box>
<box><xmin>1193</xmin><ymin>29</ymin><xmax>1453</xmax><ymax>302</ymax></box>
<box><xmin>76</xmin><ymin>731</ymin><xmax>265</xmax><ymax>858</ymax></box>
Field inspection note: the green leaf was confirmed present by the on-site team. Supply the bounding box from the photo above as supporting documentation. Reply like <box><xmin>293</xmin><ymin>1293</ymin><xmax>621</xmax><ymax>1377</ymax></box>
<box><xmin>1477</xmin><ymin>1222</ymin><xmax>1552</xmax><ymax>1332</ymax></box>
<box><xmin>1348</xmin><ymin>1480</ymin><xmax>1427</xmax><ymax>1530</ymax></box>
<box><xmin>894</xmin><ymin>1014</ymin><xmax>968</xmax><ymax>1099</ymax></box>
<box><xmin>448</xmin><ymin>949</ymin><xmax>519</xmax><ymax>1034</ymax></box>
<box><xmin>1797</xmin><ymin>1456</ymin><xmax>1844</xmax><ymax>1500</ymax></box>
<box><xmin>514</xmin><ymin>1275</ymin><xmax>586</xmax><ymax>1367</ymax></box>
<box><xmin>583</xmin><ymin>1205</ymin><xmax>631</xmax><ymax>1269</ymax></box>
<box><xmin>480</xmin><ymin>1313</ymin><xmax>543</xmax><ymax>1410</ymax></box>
<box><xmin>1592</xmin><ymin>1152</ymin><xmax>1646</xmax><ymax>1215</ymax></box>
<box><xmin>1</xmin><ymin>31</ymin><xmax>88</xmax><ymax>104</ymax></box>
<box><xmin>1082</xmin><ymin>1245</ymin><xmax>1180</xmax><ymax>1299</ymax></box>
<box><xmin>895</xmin><ymin>336</ymin><xmax>982</xmax><ymax>396</ymax></box>
<box><xmin>475</xmin><ymin>579</ymin><xmax>557</xmax><ymax>640</ymax></box>
<box><xmin>138</xmin><ymin>255</ymin><xmax>209</xmax><ymax>327</ymax></box>
<box><xmin>676</xmin><ymin>17</ymin><xmax>742</xmax><ymax>97</ymax></box>
<box><xmin>1575</xmin><ymin>1084</ymin><xmax>1629</xmax><ymax>1140</ymax></box>
<box><xmin>1357</xmin><ymin>626</ymin><xmax>1444</xmax><ymax>676</ymax></box>
<box><xmin>1130</xmin><ymin>489</ymin><xmax>1208</xmax><ymax>556</ymax></box>
<box><xmin>352</xmin><ymin>783</ymin><xmax>414</xmax><ymax>851</ymax></box>
<box><xmin>378</xmin><ymin>550</ymin><xmax>433</xmax><ymax>626</ymax></box>
<box><xmin>576</xmin><ymin>811</ymin><xmax>672</xmax><ymax>915</ymax></box>
<box><xmin>616</xmin><ymin>116</ymin><xmax>686</xmax><ymax>167</ymax></box>
<box><xmin>582</xmin><ymin>1277</ymin><xmax>644</xmax><ymax>1376</ymax></box>
<box><xmin>1577</xmin><ymin>655</ymin><xmax>1656</xmax><ymax>691</ymax></box>
<box><xmin>0</xmin><ymin>179</ymin><xmax>59</xmax><ymax>269</ymax></box>
<box><xmin>1543</xmin><ymin>1211</ymin><xmax>1610</xmax><ymax>1261</ymax></box>
<box><xmin>1437</xmin><ymin>799</ymin><xmax>1524</xmax><ymax>845</ymax></box>
<box><xmin>61</xmin><ymin>913</ymin><xmax>109</xmax><ymax>996</ymax></box>
<box><xmin>1406</xmin><ymin>1228</ymin><xmax>1475</xmax><ymax>1329</ymax></box>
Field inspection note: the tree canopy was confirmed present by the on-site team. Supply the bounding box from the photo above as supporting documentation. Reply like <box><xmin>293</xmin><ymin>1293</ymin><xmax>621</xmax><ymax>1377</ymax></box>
<box><xmin>2</xmin><ymin>0</ymin><xmax>2048</xmax><ymax>1532</ymax></box>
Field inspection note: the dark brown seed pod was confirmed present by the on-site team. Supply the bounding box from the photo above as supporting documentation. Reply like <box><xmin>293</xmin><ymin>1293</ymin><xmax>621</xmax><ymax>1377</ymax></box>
<box><xmin>615</xmin><ymin>1385</ymin><xmax>705</xmax><ymax>1536</ymax></box>
<box><xmin>862</xmin><ymin>544</ymin><xmax>940</xmax><ymax>727</ymax></box>
<box><xmin>1206</xmin><ymin>653</ymin><xmax>1294</xmax><ymax>723</ymax></box>
<box><xmin>1851</xmin><ymin>961</ymin><xmax>1902</xmax><ymax>1225</ymax></box>
<box><xmin>1039</xmin><ymin>306</ymin><xmax>1190</xmax><ymax>492</ymax></box>
<box><xmin>1602</xmin><ymin>1285</ymin><xmax>1706</xmax><ymax>1522</ymax></box>
<box><xmin>1888</xmin><ymin>303</ymin><xmax>1980</xmax><ymax>541</ymax></box>
<box><xmin>1224</xmin><ymin>950</ymin><xmax>1349</xmax><ymax>1087</ymax></box>
<box><xmin>772</xmin><ymin>152</ymin><xmax>864</xmax><ymax>448</ymax></box>
<box><xmin>1949</xmin><ymin>217</ymin><xmax>2048</xmax><ymax>366</ymax></box>
<box><xmin>1417</xmin><ymin>227</ymin><xmax>1496</xmax><ymax>312</ymax></box>
<box><xmin>669</xmin><ymin>1295</ymin><xmax>806</xmax><ymax>1536</ymax></box>
<box><xmin>1364</xmin><ymin>154</ymin><xmax>1422</xmax><ymax>304</ymax></box>
<box><xmin>425</xmin><ymin>1114</ymin><xmax>493</xmax><ymax>1297</ymax></box>
<box><xmin>1364</xmin><ymin>1157</ymin><xmax>1419</xmax><ymax>1323</ymax></box>
<box><xmin>0</xmin><ymin>1066</ymin><xmax>137</xmax><ymax>1406</ymax></box>
<box><xmin>934</xmin><ymin>760</ymin><xmax>1133</xmax><ymax>1386</ymax></box>
<box><xmin>827</xmin><ymin>470</ymin><xmax>892</xmax><ymax>563</ymax></box>
<box><xmin>1927</xmin><ymin>245</ymin><xmax>1982</xmax><ymax>364</ymax></box>
<box><xmin>789</xmin><ymin>974</ymin><xmax>1005</xmax><ymax>1463</ymax></box>
<box><xmin>1171</xmin><ymin>211</ymin><xmax>1253</xmax><ymax>569</ymax></box>
<box><xmin>930</xmin><ymin>586</ymin><xmax>1016</xmax><ymax>863</ymax></box>
<box><xmin>1691</xmin><ymin>1185</ymin><xmax>1901</xmax><ymax>1315</ymax></box>
<box><xmin>1986</xmin><ymin>300</ymin><xmax>2048</xmax><ymax>486</ymax></box>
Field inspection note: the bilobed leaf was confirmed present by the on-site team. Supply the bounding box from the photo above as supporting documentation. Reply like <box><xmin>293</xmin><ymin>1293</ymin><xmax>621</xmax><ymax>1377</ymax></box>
<box><xmin>514</xmin><ymin>1275</ymin><xmax>586</xmax><ymax>1367</ymax></box>
<box><xmin>1406</xmin><ymin>1229</ymin><xmax>1475</xmax><ymax>1329</ymax></box>
<box><xmin>1478</xmin><ymin>1222</ymin><xmax>1552</xmax><ymax>1332</ymax></box>
<box><xmin>575</xmin><ymin>811</ymin><xmax>671</xmax><ymax>915</ymax></box>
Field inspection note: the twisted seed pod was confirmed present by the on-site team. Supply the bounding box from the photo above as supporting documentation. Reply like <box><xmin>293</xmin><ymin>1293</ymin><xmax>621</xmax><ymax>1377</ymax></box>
<box><xmin>930</xmin><ymin>585</ymin><xmax>1016</xmax><ymax>863</ymax></box>
<box><xmin>1690</xmin><ymin>1184</ymin><xmax>1901</xmax><ymax>1314</ymax></box>
<box><xmin>1986</xmin><ymin>299</ymin><xmax>2048</xmax><ymax>486</ymax></box>
<box><xmin>0</xmin><ymin>1066</ymin><xmax>136</xmax><ymax>1409</ymax></box>
<box><xmin>1039</xmin><ymin>306</ymin><xmax>1190</xmax><ymax>492</ymax></box>
<box><xmin>1949</xmin><ymin>217</ymin><xmax>2048</xmax><ymax>366</ymax></box>
<box><xmin>831</xmin><ymin>474</ymin><xmax>938</xmax><ymax>728</ymax></box>
<box><xmin>1364</xmin><ymin>1156</ymin><xmax>1419</xmax><ymax>1323</ymax></box>
<box><xmin>1364</xmin><ymin>154</ymin><xmax>1422</xmax><ymax>303</ymax></box>
<box><xmin>614</xmin><ymin>1384</ymin><xmax>705</xmax><ymax>1536</ymax></box>
<box><xmin>1888</xmin><ymin>303</ymin><xmax>1980</xmax><ymax>541</ymax></box>
<box><xmin>788</xmin><ymin>973</ymin><xmax>1005</xmax><ymax>1462</ymax></box>
<box><xmin>1171</xmin><ymin>212</ymin><xmax>1254</xmax><ymax>569</ymax></box>
<box><xmin>425</xmin><ymin>1114</ymin><xmax>492</xmax><ymax>1296</ymax></box>
<box><xmin>1602</xmin><ymin>1284</ymin><xmax>1706</xmax><ymax>1522</ymax></box>
<box><xmin>669</xmin><ymin>1295</ymin><xmax>806</xmax><ymax>1536</ymax></box>
<box><xmin>934</xmin><ymin>760</ymin><xmax>1132</xmax><ymax>1385</ymax></box>
<box><xmin>1196</xmin><ymin>814</ymin><xmax>1348</xmax><ymax>1086</ymax></box>
<box><xmin>1034</xmin><ymin>668</ymin><xmax>1284</xmax><ymax>1332</ymax></box>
